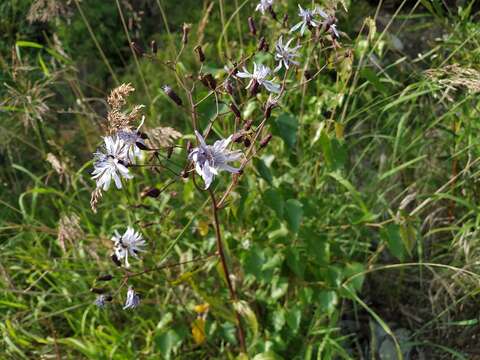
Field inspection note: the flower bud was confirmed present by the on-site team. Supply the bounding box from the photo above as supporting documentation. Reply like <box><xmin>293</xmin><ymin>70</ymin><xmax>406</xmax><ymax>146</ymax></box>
<box><xmin>250</xmin><ymin>80</ymin><xmax>260</xmax><ymax>96</ymax></box>
<box><xmin>223</xmin><ymin>80</ymin><xmax>234</xmax><ymax>95</ymax></box>
<box><xmin>257</xmin><ymin>37</ymin><xmax>268</xmax><ymax>52</ymax></box>
<box><xmin>194</xmin><ymin>45</ymin><xmax>205</xmax><ymax>62</ymax></box>
<box><xmin>248</xmin><ymin>17</ymin><xmax>257</xmax><ymax>36</ymax></box>
<box><xmin>90</xmin><ymin>287</ymin><xmax>107</xmax><ymax>294</ymax></box>
<box><xmin>186</xmin><ymin>140</ymin><xmax>193</xmax><ymax>153</ymax></box>
<box><xmin>268</xmin><ymin>6</ymin><xmax>277</xmax><ymax>20</ymax></box>
<box><xmin>232</xmin><ymin>132</ymin><xmax>244</xmax><ymax>143</ymax></box>
<box><xmin>150</xmin><ymin>40</ymin><xmax>158</xmax><ymax>55</ymax></box>
<box><xmin>243</xmin><ymin>137</ymin><xmax>251</xmax><ymax>148</ymax></box>
<box><xmin>141</xmin><ymin>187</ymin><xmax>161</xmax><ymax>198</ymax></box>
<box><xmin>229</xmin><ymin>103</ymin><xmax>241</xmax><ymax>119</ymax></box>
<box><xmin>97</xmin><ymin>274</ymin><xmax>113</xmax><ymax>281</ymax></box>
<box><xmin>111</xmin><ymin>254</ymin><xmax>122</xmax><ymax>267</ymax></box>
<box><xmin>200</xmin><ymin>73</ymin><xmax>216</xmax><ymax>90</ymax></box>
<box><xmin>162</xmin><ymin>85</ymin><xmax>183</xmax><ymax>106</ymax></box>
<box><xmin>264</xmin><ymin>98</ymin><xmax>277</xmax><ymax>119</ymax></box>
<box><xmin>182</xmin><ymin>23</ymin><xmax>191</xmax><ymax>44</ymax></box>
<box><xmin>243</xmin><ymin>119</ymin><xmax>253</xmax><ymax>131</ymax></box>
<box><xmin>136</xmin><ymin>141</ymin><xmax>150</xmax><ymax>150</ymax></box>
<box><xmin>259</xmin><ymin>134</ymin><xmax>272</xmax><ymax>149</ymax></box>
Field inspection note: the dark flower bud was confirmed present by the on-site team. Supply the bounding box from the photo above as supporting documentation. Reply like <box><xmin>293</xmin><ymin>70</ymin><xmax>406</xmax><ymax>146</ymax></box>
<box><xmin>264</xmin><ymin>99</ymin><xmax>277</xmax><ymax>119</ymax></box>
<box><xmin>90</xmin><ymin>287</ymin><xmax>107</xmax><ymax>294</ymax></box>
<box><xmin>304</xmin><ymin>70</ymin><xmax>315</xmax><ymax>81</ymax></box>
<box><xmin>182</xmin><ymin>23</ymin><xmax>191</xmax><ymax>44</ymax></box>
<box><xmin>243</xmin><ymin>137</ymin><xmax>251</xmax><ymax>148</ymax></box>
<box><xmin>163</xmin><ymin>85</ymin><xmax>183</xmax><ymax>106</ymax></box>
<box><xmin>223</xmin><ymin>80</ymin><xmax>234</xmax><ymax>95</ymax></box>
<box><xmin>136</xmin><ymin>141</ymin><xmax>150</xmax><ymax>150</ymax></box>
<box><xmin>96</xmin><ymin>274</ymin><xmax>113</xmax><ymax>282</ymax></box>
<box><xmin>260</xmin><ymin>134</ymin><xmax>273</xmax><ymax>149</ymax></box>
<box><xmin>248</xmin><ymin>17</ymin><xmax>257</xmax><ymax>36</ymax></box>
<box><xmin>257</xmin><ymin>37</ymin><xmax>268</xmax><ymax>52</ymax></box>
<box><xmin>111</xmin><ymin>254</ymin><xmax>122</xmax><ymax>267</ymax></box>
<box><xmin>150</xmin><ymin>40</ymin><xmax>158</xmax><ymax>55</ymax></box>
<box><xmin>243</xmin><ymin>119</ymin><xmax>253</xmax><ymax>131</ymax></box>
<box><xmin>194</xmin><ymin>45</ymin><xmax>205</xmax><ymax>62</ymax></box>
<box><xmin>181</xmin><ymin>170</ymin><xmax>189</xmax><ymax>178</ymax></box>
<box><xmin>139</xmin><ymin>132</ymin><xmax>149</xmax><ymax>140</ymax></box>
<box><xmin>104</xmin><ymin>295</ymin><xmax>113</xmax><ymax>302</ymax></box>
<box><xmin>268</xmin><ymin>6</ymin><xmax>277</xmax><ymax>21</ymax></box>
<box><xmin>250</xmin><ymin>80</ymin><xmax>260</xmax><ymax>96</ymax></box>
<box><xmin>130</xmin><ymin>41</ymin><xmax>144</xmax><ymax>57</ymax></box>
<box><xmin>200</xmin><ymin>73</ymin><xmax>217</xmax><ymax>90</ymax></box>
<box><xmin>141</xmin><ymin>187</ymin><xmax>161</xmax><ymax>198</ymax></box>
<box><xmin>229</xmin><ymin>103</ymin><xmax>241</xmax><ymax>119</ymax></box>
<box><xmin>186</xmin><ymin>140</ymin><xmax>193</xmax><ymax>153</ymax></box>
<box><xmin>232</xmin><ymin>132</ymin><xmax>244</xmax><ymax>143</ymax></box>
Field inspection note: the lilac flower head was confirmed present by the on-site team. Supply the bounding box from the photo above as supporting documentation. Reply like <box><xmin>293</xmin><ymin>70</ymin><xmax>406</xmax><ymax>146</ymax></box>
<box><xmin>123</xmin><ymin>286</ymin><xmax>140</xmax><ymax>310</ymax></box>
<box><xmin>95</xmin><ymin>295</ymin><xmax>107</xmax><ymax>308</ymax></box>
<box><xmin>290</xmin><ymin>4</ymin><xmax>321</xmax><ymax>35</ymax></box>
<box><xmin>255</xmin><ymin>0</ymin><xmax>274</xmax><ymax>14</ymax></box>
<box><xmin>111</xmin><ymin>227</ymin><xmax>146</xmax><ymax>268</ymax></box>
<box><xmin>317</xmin><ymin>10</ymin><xmax>340</xmax><ymax>39</ymax></box>
<box><xmin>236</xmin><ymin>63</ymin><xmax>281</xmax><ymax>94</ymax></box>
<box><xmin>189</xmin><ymin>131</ymin><xmax>243</xmax><ymax>189</ymax></box>
<box><xmin>92</xmin><ymin>136</ymin><xmax>133</xmax><ymax>191</ymax></box>
<box><xmin>274</xmin><ymin>36</ymin><xmax>301</xmax><ymax>72</ymax></box>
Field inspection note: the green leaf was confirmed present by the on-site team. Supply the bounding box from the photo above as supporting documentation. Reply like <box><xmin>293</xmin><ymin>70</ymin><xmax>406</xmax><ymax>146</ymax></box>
<box><xmin>317</xmin><ymin>290</ymin><xmax>338</xmax><ymax>315</ymax></box>
<box><xmin>253</xmin><ymin>351</ymin><xmax>283</xmax><ymax>360</ymax></box>
<box><xmin>381</xmin><ymin>224</ymin><xmax>406</xmax><ymax>261</ymax></box>
<box><xmin>263</xmin><ymin>188</ymin><xmax>284</xmax><ymax>218</ymax></box>
<box><xmin>284</xmin><ymin>199</ymin><xmax>303</xmax><ymax>233</ymax></box>
<box><xmin>286</xmin><ymin>307</ymin><xmax>302</xmax><ymax>333</ymax></box>
<box><xmin>272</xmin><ymin>113</ymin><xmax>298</xmax><ymax>148</ymax></box>
<box><xmin>254</xmin><ymin>158</ymin><xmax>273</xmax><ymax>184</ymax></box>
<box><xmin>155</xmin><ymin>330</ymin><xmax>181</xmax><ymax>360</ymax></box>
<box><xmin>361</xmin><ymin>67</ymin><xmax>387</xmax><ymax>94</ymax></box>
<box><xmin>286</xmin><ymin>247</ymin><xmax>305</xmax><ymax>278</ymax></box>
<box><xmin>305</xmin><ymin>234</ymin><xmax>330</xmax><ymax>265</ymax></box>
<box><xmin>343</xmin><ymin>262</ymin><xmax>365</xmax><ymax>293</ymax></box>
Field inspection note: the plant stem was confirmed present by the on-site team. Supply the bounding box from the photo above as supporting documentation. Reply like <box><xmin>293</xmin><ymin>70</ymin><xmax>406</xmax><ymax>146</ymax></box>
<box><xmin>208</xmin><ymin>189</ymin><xmax>247</xmax><ymax>354</ymax></box>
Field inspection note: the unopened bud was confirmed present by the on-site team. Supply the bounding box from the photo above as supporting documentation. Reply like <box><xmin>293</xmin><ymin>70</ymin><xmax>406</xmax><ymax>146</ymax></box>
<box><xmin>268</xmin><ymin>6</ymin><xmax>277</xmax><ymax>20</ymax></box>
<box><xmin>260</xmin><ymin>134</ymin><xmax>272</xmax><ymax>149</ymax></box>
<box><xmin>150</xmin><ymin>40</ymin><xmax>158</xmax><ymax>55</ymax></box>
<box><xmin>304</xmin><ymin>70</ymin><xmax>315</xmax><ymax>81</ymax></box>
<box><xmin>243</xmin><ymin>119</ymin><xmax>253</xmax><ymax>131</ymax></box>
<box><xmin>243</xmin><ymin>137</ymin><xmax>251</xmax><ymax>148</ymax></box>
<box><xmin>200</xmin><ymin>73</ymin><xmax>216</xmax><ymax>90</ymax></box>
<box><xmin>194</xmin><ymin>45</ymin><xmax>205</xmax><ymax>62</ymax></box>
<box><xmin>136</xmin><ymin>141</ymin><xmax>150</xmax><ymax>150</ymax></box>
<box><xmin>223</xmin><ymin>80</ymin><xmax>234</xmax><ymax>95</ymax></box>
<box><xmin>162</xmin><ymin>85</ymin><xmax>183</xmax><ymax>106</ymax></box>
<box><xmin>104</xmin><ymin>295</ymin><xmax>113</xmax><ymax>302</ymax></box>
<box><xmin>139</xmin><ymin>132</ymin><xmax>149</xmax><ymax>140</ymax></box>
<box><xmin>141</xmin><ymin>187</ymin><xmax>161</xmax><ymax>198</ymax></box>
<box><xmin>264</xmin><ymin>99</ymin><xmax>277</xmax><ymax>119</ymax></box>
<box><xmin>130</xmin><ymin>41</ymin><xmax>144</xmax><ymax>57</ymax></box>
<box><xmin>248</xmin><ymin>17</ymin><xmax>257</xmax><ymax>36</ymax></box>
<box><xmin>90</xmin><ymin>287</ymin><xmax>107</xmax><ymax>294</ymax></box>
<box><xmin>229</xmin><ymin>103</ymin><xmax>241</xmax><ymax>118</ymax></box>
<box><xmin>257</xmin><ymin>37</ymin><xmax>268</xmax><ymax>52</ymax></box>
<box><xmin>96</xmin><ymin>274</ymin><xmax>113</xmax><ymax>282</ymax></box>
<box><xmin>182</xmin><ymin>23</ymin><xmax>191</xmax><ymax>44</ymax></box>
<box><xmin>111</xmin><ymin>254</ymin><xmax>122</xmax><ymax>267</ymax></box>
<box><xmin>186</xmin><ymin>140</ymin><xmax>193</xmax><ymax>153</ymax></box>
<box><xmin>232</xmin><ymin>132</ymin><xmax>244</xmax><ymax>143</ymax></box>
<box><xmin>250</xmin><ymin>80</ymin><xmax>260</xmax><ymax>96</ymax></box>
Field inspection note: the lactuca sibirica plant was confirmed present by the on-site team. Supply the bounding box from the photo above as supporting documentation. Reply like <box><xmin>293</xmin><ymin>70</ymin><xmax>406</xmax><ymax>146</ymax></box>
<box><xmin>86</xmin><ymin>1</ymin><xmax>345</xmax><ymax>355</ymax></box>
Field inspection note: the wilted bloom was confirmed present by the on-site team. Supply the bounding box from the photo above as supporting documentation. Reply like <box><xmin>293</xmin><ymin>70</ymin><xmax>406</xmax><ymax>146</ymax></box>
<box><xmin>117</xmin><ymin>117</ymin><xmax>147</xmax><ymax>163</ymax></box>
<box><xmin>290</xmin><ymin>4</ymin><xmax>320</xmax><ymax>35</ymax></box>
<box><xmin>317</xmin><ymin>10</ymin><xmax>340</xmax><ymax>39</ymax></box>
<box><xmin>189</xmin><ymin>131</ymin><xmax>243</xmax><ymax>189</ymax></box>
<box><xmin>274</xmin><ymin>36</ymin><xmax>301</xmax><ymax>71</ymax></box>
<box><xmin>236</xmin><ymin>63</ymin><xmax>281</xmax><ymax>94</ymax></box>
<box><xmin>123</xmin><ymin>286</ymin><xmax>140</xmax><ymax>310</ymax></box>
<box><xmin>255</xmin><ymin>0</ymin><xmax>274</xmax><ymax>14</ymax></box>
<box><xmin>92</xmin><ymin>136</ymin><xmax>132</xmax><ymax>191</ymax></box>
<box><xmin>111</xmin><ymin>227</ymin><xmax>146</xmax><ymax>268</ymax></box>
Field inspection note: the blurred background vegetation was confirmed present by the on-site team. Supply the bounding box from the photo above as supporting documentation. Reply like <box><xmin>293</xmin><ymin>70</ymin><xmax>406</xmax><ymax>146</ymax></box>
<box><xmin>2</xmin><ymin>0</ymin><xmax>480</xmax><ymax>359</ymax></box>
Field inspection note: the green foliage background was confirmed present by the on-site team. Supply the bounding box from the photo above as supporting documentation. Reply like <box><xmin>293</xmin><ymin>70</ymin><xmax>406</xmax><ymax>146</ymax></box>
<box><xmin>1</xmin><ymin>0</ymin><xmax>480</xmax><ymax>359</ymax></box>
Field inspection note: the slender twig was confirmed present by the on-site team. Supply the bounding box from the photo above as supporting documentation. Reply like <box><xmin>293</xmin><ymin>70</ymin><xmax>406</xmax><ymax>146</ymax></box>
<box><xmin>208</xmin><ymin>189</ymin><xmax>247</xmax><ymax>353</ymax></box>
